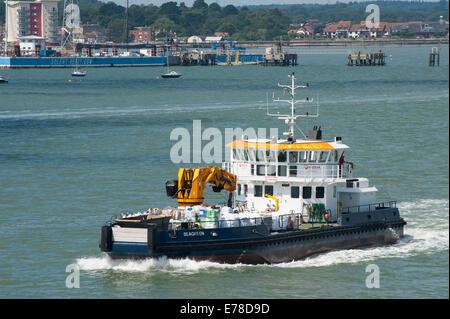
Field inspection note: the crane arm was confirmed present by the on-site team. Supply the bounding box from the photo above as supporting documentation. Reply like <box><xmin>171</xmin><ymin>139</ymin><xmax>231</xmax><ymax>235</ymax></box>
<box><xmin>165</xmin><ymin>167</ymin><xmax>236</xmax><ymax>206</ymax></box>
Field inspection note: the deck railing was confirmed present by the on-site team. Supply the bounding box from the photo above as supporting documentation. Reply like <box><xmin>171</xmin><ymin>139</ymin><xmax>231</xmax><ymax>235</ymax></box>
<box><xmin>222</xmin><ymin>161</ymin><xmax>353</xmax><ymax>179</ymax></box>
<box><xmin>341</xmin><ymin>201</ymin><xmax>397</xmax><ymax>214</ymax></box>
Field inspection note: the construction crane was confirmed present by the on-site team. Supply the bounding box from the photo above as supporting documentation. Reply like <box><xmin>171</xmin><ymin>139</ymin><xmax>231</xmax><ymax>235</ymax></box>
<box><xmin>165</xmin><ymin>167</ymin><xmax>236</xmax><ymax>207</ymax></box>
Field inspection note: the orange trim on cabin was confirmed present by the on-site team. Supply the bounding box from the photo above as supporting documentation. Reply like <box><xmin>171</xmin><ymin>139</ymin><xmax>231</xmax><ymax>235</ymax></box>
<box><xmin>226</xmin><ymin>140</ymin><xmax>335</xmax><ymax>150</ymax></box>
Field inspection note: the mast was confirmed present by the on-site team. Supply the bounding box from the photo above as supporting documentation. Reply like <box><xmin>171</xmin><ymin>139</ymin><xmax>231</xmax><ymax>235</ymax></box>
<box><xmin>267</xmin><ymin>72</ymin><xmax>318</xmax><ymax>140</ymax></box>
<box><xmin>4</xmin><ymin>0</ymin><xmax>8</xmax><ymax>56</ymax></box>
<box><xmin>125</xmin><ymin>0</ymin><xmax>129</xmax><ymax>52</ymax></box>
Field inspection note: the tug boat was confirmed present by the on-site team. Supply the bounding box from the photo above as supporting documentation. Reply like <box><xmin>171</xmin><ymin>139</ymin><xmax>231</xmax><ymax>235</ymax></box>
<box><xmin>100</xmin><ymin>73</ymin><xmax>406</xmax><ymax>264</ymax></box>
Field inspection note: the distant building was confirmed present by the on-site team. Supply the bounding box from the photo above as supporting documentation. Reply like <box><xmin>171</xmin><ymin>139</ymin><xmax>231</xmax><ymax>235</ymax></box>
<box><xmin>6</xmin><ymin>0</ymin><xmax>59</xmax><ymax>44</ymax></box>
<box><xmin>288</xmin><ymin>25</ymin><xmax>314</xmax><ymax>37</ymax></box>
<box><xmin>335</xmin><ymin>21</ymin><xmax>352</xmax><ymax>38</ymax></box>
<box><xmin>18</xmin><ymin>35</ymin><xmax>46</xmax><ymax>56</ymax></box>
<box><xmin>205</xmin><ymin>36</ymin><xmax>222</xmax><ymax>43</ymax></box>
<box><xmin>187</xmin><ymin>35</ymin><xmax>203</xmax><ymax>44</ymax></box>
<box><xmin>322</xmin><ymin>23</ymin><xmax>339</xmax><ymax>38</ymax></box>
<box><xmin>129</xmin><ymin>27</ymin><xmax>154</xmax><ymax>44</ymax></box>
<box><xmin>389</xmin><ymin>19</ymin><xmax>449</xmax><ymax>38</ymax></box>
<box><xmin>83</xmin><ymin>24</ymin><xmax>105</xmax><ymax>44</ymax></box>
<box><xmin>214</xmin><ymin>32</ymin><xmax>229</xmax><ymax>38</ymax></box>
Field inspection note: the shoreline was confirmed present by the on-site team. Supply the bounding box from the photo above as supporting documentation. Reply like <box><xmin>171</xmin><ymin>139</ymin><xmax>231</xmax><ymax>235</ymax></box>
<box><xmin>240</xmin><ymin>38</ymin><xmax>449</xmax><ymax>47</ymax></box>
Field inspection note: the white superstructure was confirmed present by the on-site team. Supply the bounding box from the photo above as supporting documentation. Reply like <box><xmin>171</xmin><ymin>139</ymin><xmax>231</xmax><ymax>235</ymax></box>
<box><xmin>223</xmin><ymin>73</ymin><xmax>378</xmax><ymax>221</ymax></box>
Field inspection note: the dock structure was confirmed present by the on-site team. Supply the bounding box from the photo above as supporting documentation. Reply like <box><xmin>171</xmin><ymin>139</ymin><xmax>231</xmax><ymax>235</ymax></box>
<box><xmin>347</xmin><ymin>52</ymin><xmax>386</xmax><ymax>66</ymax></box>
<box><xmin>180</xmin><ymin>52</ymin><xmax>216</xmax><ymax>65</ymax></box>
<box><xmin>261</xmin><ymin>52</ymin><xmax>298</xmax><ymax>66</ymax></box>
<box><xmin>429</xmin><ymin>47</ymin><xmax>440</xmax><ymax>66</ymax></box>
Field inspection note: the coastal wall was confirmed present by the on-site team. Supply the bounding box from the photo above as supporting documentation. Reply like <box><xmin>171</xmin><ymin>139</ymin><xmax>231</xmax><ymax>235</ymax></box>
<box><xmin>0</xmin><ymin>56</ymin><xmax>168</xmax><ymax>68</ymax></box>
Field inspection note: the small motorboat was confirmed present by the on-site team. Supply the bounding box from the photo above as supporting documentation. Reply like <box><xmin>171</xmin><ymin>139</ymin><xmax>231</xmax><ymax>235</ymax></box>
<box><xmin>0</xmin><ymin>75</ymin><xmax>8</xmax><ymax>83</ymax></box>
<box><xmin>161</xmin><ymin>70</ymin><xmax>182</xmax><ymax>78</ymax></box>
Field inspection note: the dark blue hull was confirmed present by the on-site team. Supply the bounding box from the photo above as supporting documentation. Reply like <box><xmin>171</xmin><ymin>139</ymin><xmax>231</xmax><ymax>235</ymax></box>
<box><xmin>101</xmin><ymin>207</ymin><xmax>406</xmax><ymax>264</ymax></box>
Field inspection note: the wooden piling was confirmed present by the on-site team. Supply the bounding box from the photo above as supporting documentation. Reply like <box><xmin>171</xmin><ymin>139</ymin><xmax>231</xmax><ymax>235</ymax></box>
<box><xmin>429</xmin><ymin>47</ymin><xmax>440</xmax><ymax>67</ymax></box>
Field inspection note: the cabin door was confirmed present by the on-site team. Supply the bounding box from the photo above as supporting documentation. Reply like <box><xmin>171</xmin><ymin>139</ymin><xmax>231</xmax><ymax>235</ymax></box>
<box><xmin>278</xmin><ymin>184</ymin><xmax>300</xmax><ymax>213</ymax></box>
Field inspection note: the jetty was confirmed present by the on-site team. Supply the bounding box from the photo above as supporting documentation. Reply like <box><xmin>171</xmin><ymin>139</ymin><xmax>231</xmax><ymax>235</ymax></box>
<box><xmin>261</xmin><ymin>51</ymin><xmax>298</xmax><ymax>66</ymax></box>
<box><xmin>347</xmin><ymin>51</ymin><xmax>386</xmax><ymax>66</ymax></box>
<box><xmin>180</xmin><ymin>52</ymin><xmax>216</xmax><ymax>65</ymax></box>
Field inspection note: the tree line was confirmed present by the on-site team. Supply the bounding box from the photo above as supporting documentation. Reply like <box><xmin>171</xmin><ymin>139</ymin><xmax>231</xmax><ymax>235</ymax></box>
<box><xmin>0</xmin><ymin>0</ymin><xmax>448</xmax><ymax>42</ymax></box>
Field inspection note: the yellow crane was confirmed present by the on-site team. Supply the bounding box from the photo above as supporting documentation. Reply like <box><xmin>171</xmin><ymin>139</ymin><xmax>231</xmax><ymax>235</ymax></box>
<box><xmin>166</xmin><ymin>167</ymin><xmax>236</xmax><ymax>207</ymax></box>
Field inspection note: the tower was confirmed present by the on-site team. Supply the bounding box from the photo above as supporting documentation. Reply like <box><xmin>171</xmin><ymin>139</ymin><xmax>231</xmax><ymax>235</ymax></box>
<box><xmin>61</xmin><ymin>0</ymin><xmax>81</xmax><ymax>49</ymax></box>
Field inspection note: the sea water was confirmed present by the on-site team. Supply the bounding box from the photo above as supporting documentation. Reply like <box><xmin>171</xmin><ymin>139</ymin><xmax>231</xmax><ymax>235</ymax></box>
<box><xmin>0</xmin><ymin>44</ymin><xmax>448</xmax><ymax>298</ymax></box>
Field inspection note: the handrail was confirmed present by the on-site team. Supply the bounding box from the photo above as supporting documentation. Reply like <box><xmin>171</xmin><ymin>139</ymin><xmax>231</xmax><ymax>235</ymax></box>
<box><xmin>341</xmin><ymin>201</ymin><xmax>396</xmax><ymax>214</ymax></box>
<box><xmin>222</xmin><ymin>161</ymin><xmax>352</xmax><ymax>179</ymax></box>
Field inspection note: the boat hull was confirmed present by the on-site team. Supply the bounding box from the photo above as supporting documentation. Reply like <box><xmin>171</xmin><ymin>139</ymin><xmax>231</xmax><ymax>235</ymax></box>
<box><xmin>102</xmin><ymin>218</ymin><xmax>406</xmax><ymax>265</ymax></box>
<box><xmin>161</xmin><ymin>74</ymin><xmax>181</xmax><ymax>78</ymax></box>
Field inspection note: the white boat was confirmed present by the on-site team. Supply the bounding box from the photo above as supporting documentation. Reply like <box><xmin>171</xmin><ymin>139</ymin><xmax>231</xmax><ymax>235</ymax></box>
<box><xmin>0</xmin><ymin>75</ymin><xmax>8</xmax><ymax>83</ymax></box>
<box><xmin>161</xmin><ymin>70</ymin><xmax>182</xmax><ymax>78</ymax></box>
<box><xmin>72</xmin><ymin>57</ymin><xmax>86</xmax><ymax>77</ymax></box>
<box><xmin>71</xmin><ymin>68</ymin><xmax>87</xmax><ymax>77</ymax></box>
<box><xmin>161</xmin><ymin>54</ymin><xmax>181</xmax><ymax>78</ymax></box>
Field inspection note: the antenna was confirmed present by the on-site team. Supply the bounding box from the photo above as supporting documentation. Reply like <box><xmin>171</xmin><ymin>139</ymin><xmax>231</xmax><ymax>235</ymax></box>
<box><xmin>267</xmin><ymin>72</ymin><xmax>318</xmax><ymax>139</ymax></box>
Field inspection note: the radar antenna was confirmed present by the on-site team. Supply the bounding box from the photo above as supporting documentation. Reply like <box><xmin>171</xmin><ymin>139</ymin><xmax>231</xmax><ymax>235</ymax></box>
<box><xmin>266</xmin><ymin>72</ymin><xmax>318</xmax><ymax>139</ymax></box>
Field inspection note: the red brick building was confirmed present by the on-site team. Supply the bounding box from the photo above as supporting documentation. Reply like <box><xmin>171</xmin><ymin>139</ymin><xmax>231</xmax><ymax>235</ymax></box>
<box><xmin>129</xmin><ymin>27</ymin><xmax>154</xmax><ymax>44</ymax></box>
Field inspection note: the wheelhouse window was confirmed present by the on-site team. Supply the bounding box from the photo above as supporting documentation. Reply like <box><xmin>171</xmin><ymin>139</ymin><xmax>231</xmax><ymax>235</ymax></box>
<box><xmin>316</xmin><ymin>186</ymin><xmax>325</xmax><ymax>198</ymax></box>
<box><xmin>289</xmin><ymin>165</ymin><xmax>297</xmax><ymax>177</ymax></box>
<box><xmin>264</xmin><ymin>185</ymin><xmax>274</xmax><ymax>196</ymax></box>
<box><xmin>308</xmin><ymin>151</ymin><xmax>317</xmax><ymax>162</ymax></box>
<box><xmin>299</xmin><ymin>151</ymin><xmax>307</xmax><ymax>163</ymax></box>
<box><xmin>318</xmin><ymin>151</ymin><xmax>328</xmax><ymax>163</ymax></box>
<box><xmin>256</xmin><ymin>150</ymin><xmax>265</xmax><ymax>162</ymax></box>
<box><xmin>243</xmin><ymin>149</ymin><xmax>249</xmax><ymax>161</ymax></box>
<box><xmin>248</xmin><ymin>149</ymin><xmax>256</xmax><ymax>161</ymax></box>
<box><xmin>331</xmin><ymin>150</ymin><xmax>338</xmax><ymax>163</ymax></box>
<box><xmin>278</xmin><ymin>151</ymin><xmax>287</xmax><ymax>162</ymax></box>
<box><xmin>267</xmin><ymin>165</ymin><xmax>276</xmax><ymax>176</ymax></box>
<box><xmin>303</xmin><ymin>186</ymin><xmax>312</xmax><ymax>199</ymax></box>
<box><xmin>244</xmin><ymin>184</ymin><xmax>248</xmax><ymax>196</ymax></box>
<box><xmin>237</xmin><ymin>184</ymin><xmax>241</xmax><ymax>195</ymax></box>
<box><xmin>289</xmin><ymin>151</ymin><xmax>298</xmax><ymax>163</ymax></box>
<box><xmin>266</xmin><ymin>150</ymin><xmax>276</xmax><ymax>162</ymax></box>
<box><xmin>256</xmin><ymin>165</ymin><xmax>265</xmax><ymax>176</ymax></box>
<box><xmin>278</xmin><ymin>165</ymin><xmax>287</xmax><ymax>176</ymax></box>
<box><xmin>291</xmin><ymin>186</ymin><xmax>300</xmax><ymax>198</ymax></box>
<box><xmin>254</xmin><ymin>185</ymin><xmax>263</xmax><ymax>197</ymax></box>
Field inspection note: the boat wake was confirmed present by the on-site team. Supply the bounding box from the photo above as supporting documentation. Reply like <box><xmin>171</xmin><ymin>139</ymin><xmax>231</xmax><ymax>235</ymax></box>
<box><xmin>0</xmin><ymin>101</ymin><xmax>264</xmax><ymax>121</ymax></box>
<box><xmin>76</xmin><ymin>199</ymin><xmax>448</xmax><ymax>274</ymax></box>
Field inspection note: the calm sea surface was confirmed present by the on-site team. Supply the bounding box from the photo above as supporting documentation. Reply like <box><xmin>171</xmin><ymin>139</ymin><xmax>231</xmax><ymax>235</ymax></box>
<box><xmin>0</xmin><ymin>44</ymin><xmax>448</xmax><ymax>299</ymax></box>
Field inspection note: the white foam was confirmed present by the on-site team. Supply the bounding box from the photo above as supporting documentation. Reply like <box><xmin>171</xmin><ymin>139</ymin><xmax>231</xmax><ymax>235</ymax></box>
<box><xmin>76</xmin><ymin>254</ymin><xmax>244</xmax><ymax>274</ymax></box>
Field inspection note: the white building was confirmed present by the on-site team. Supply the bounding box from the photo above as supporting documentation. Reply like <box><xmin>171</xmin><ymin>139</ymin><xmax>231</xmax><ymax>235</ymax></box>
<box><xmin>204</xmin><ymin>36</ymin><xmax>222</xmax><ymax>43</ymax></box>
<box><xmin>6</xmin><ymin>0</ymin><xmax>59</xmax><ymax>44</ymax></box>
<box><xmin>18</xmin><ymin>35</ymin><xmax>46</xmax><ymax>55</ymax></box>
<box><xmin>187</xmin><ymin>35</ymin><xmax>203</xmax><ymax>44</ymax></box>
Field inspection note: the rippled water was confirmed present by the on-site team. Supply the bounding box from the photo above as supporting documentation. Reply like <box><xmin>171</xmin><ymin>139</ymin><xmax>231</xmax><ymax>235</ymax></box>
<box><xmin>0</xmin><ymin>44</ymin><xmax>448</xmax><ymax>298</ymax></box>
